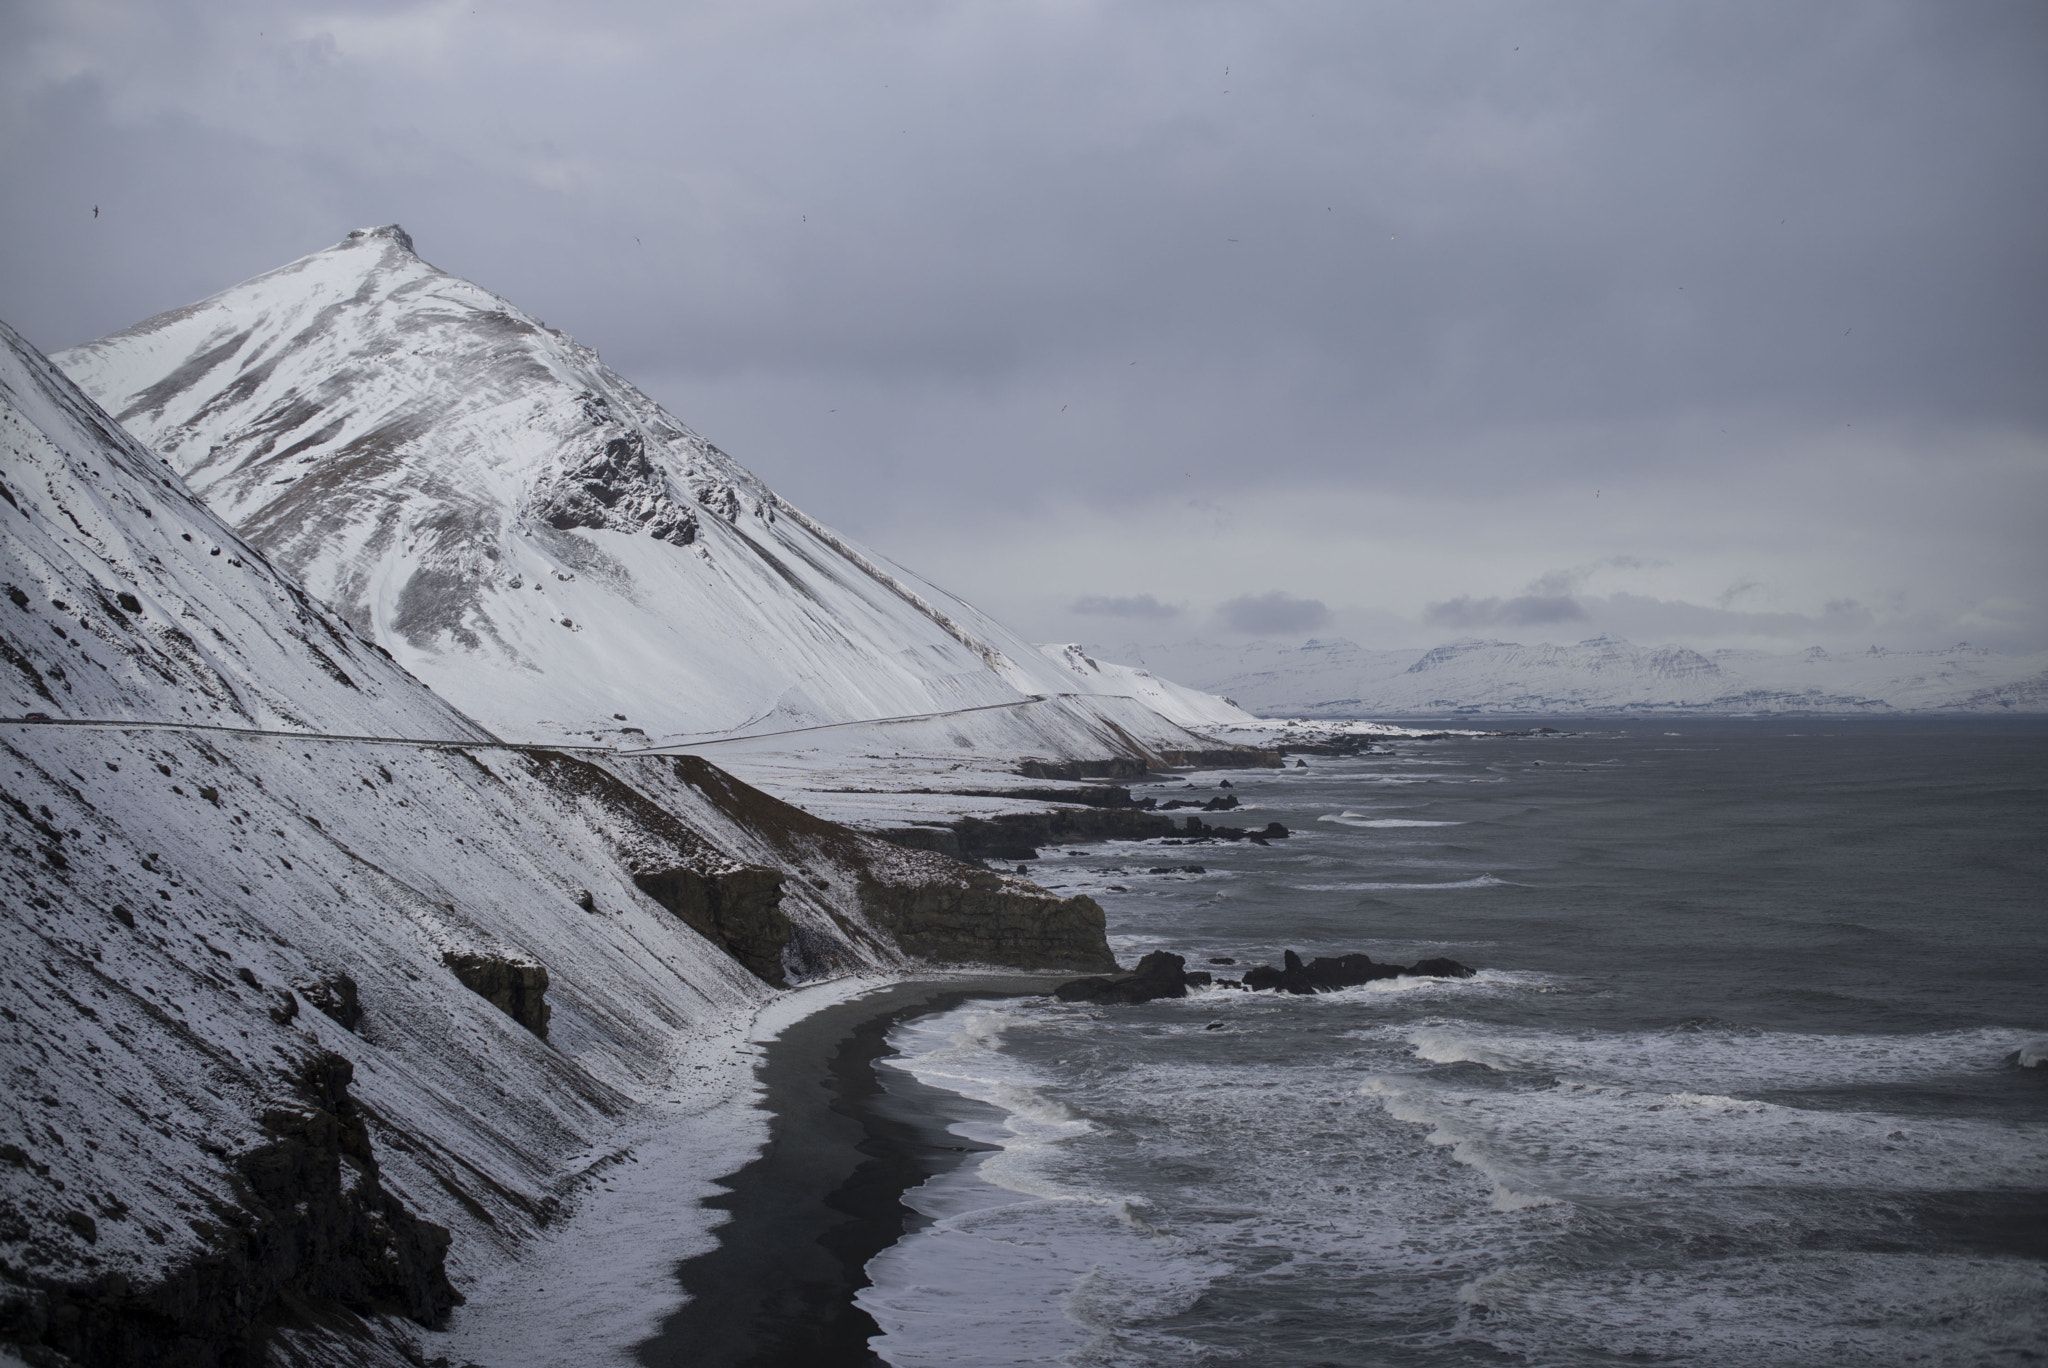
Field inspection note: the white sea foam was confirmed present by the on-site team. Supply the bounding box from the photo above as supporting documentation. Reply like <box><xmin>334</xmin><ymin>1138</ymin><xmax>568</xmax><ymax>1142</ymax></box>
<box><xmin>862</xmin><ymin>1003</ymin><xmax>1228</xmax><ymax>1366</ymax></box>
<box><xmin>1401</xmin><ymin>1020</ymin><xmax>2038</xmax><ymax>1092</ymax></box>
<box><xmin>1316</xmin><ymin>811</ymin><xmax>1464</xmax><ymax>828</ymax></box>
<box><xmin>1457</xmin><ymin>1254</ymin><xmax>2046</xmax><ymax>1367</ymax></box>
<box><xmin>1359</xmin><ymin>1023</ymin><xmax>2048</xmax><ymax>1220</ymax></box>
<box><xmin>1294</xmin><ymin>874</ymin><xmax>1515</xmax><ymax>891</ymax></box>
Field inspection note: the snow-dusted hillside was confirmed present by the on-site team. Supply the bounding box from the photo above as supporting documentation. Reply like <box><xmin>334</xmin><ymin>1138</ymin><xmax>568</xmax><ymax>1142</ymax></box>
<box><xmin>54</xmin><ymin>227</ymin><xmax>1232</xmax><ymax>767</ymax></box>
<box><xmin>1103</xmin><ymin>635</ymin><xmax>2048</xmax><ymax>716</ymax></box>
<box><xmin>1037</xmin><ymin>643</ymin><xmax>1257</xmax><ymax>731</ymax></box>
<box><xmin>1</xmin><ymin>315</ymin><xmax>1112</xmax><ymax>1365</ymax></box>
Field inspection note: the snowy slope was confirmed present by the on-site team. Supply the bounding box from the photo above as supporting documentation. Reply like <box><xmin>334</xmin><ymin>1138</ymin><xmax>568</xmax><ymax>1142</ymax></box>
<box><xmin>1103</xmin><ymin>635</ymin><xmax>2048</xmax><ymax>716</ymax></box>
<box><xmin>0</xmin><ymin>316</ymin><xmax>489</xmax><ymax>739</ymax></box>
<box><xmin>1037</xmin><ymin>643</ymin><xmax>1258</xmax><ymax>731</ymax></box>
<box><xmin>55</xmin><ymin>227</ymin><xmax>1230</xmax><ymax>765</ymax></box>
<box><xmin>1</xmin><ymin>316</ymin><xmax>1111</xmax><ymax>1365</ymax></box>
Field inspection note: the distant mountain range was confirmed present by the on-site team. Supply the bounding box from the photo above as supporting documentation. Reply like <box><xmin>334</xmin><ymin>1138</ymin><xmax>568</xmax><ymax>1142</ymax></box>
<box><xmin>1096</xmin><ymin>635</ymin><xmax>2048</xmax><ymax>716</ymax></box>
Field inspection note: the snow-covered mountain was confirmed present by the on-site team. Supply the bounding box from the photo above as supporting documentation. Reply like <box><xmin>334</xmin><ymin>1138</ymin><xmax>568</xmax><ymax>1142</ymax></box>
<box><xmin>1103</xmin><ymin>635</ymin><xmax>2048</xmax><ymax>716</ymax></box>
<box><xmin>1037</xmin><ymin>643</ymin><xmax>1258</xmax><ymax>731</ymax></box>
<box><xmin>53</xmin><ymin>226</ymin><xmax>1233</xmax><ymax>764</ymax></box>
<box><xmin>1</xmin><ymin>314</ymin><xmax>1113</xmax><ymax>1366</ymax></box>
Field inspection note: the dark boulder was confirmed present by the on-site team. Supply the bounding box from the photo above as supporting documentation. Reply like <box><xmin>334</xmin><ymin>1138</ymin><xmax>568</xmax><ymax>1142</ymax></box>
<box><xmin>1405</xmin><ymin>956</ymin><xmax>1477</xmax><ymax>979</ymax></box>
<box><xmin>1054</xmin><ymin>950</ymin><xmax>1197</xmax><ymax>1005</ymax></box>
<box><xmin>442</xmin><ymin>953</ymin><xmax>551</xmax><ymax>1038</ymax></box>
<box><xmin>1239</xmin><ymin>949</ymin><xmax>1452</xmax><ymax>994</ymax></box>
<box><xmin>294</xmin><ymin>972</ymin><xmax>362</xmax><ymax>1032</ymax></box>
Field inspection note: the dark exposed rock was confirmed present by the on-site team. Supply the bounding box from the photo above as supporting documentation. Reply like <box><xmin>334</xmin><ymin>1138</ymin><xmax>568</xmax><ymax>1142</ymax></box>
<box><xmin>875</xmin><ymin>824</ymin><xmax>963</xmax><ymax>859</ymax></box>
<box><xmin>1153</xmin><ymin>748</ymin><xmax>1285</xmax><ymax>771</ymax></box>
<box><xmin>633</xmin><ymin>865</ymin><xmax>793</xmax><ymax>986</ymax></box>
<box><xmin>528</xmin><ymin>394</ymin><xmax>698</xmax><ymax>545</ymax></box>
<box><xmin>1017</xmin><ymin>748</ymin><xmax>1281</xmax><ymax>781</ymax></box>
<box><xmin>933</xmin><ymin>807</ymin><xmax>1181</xmax><ymax>863</ymax></box>
<box><xmin>640</xmin><ymin>754</ymin><xmax>1118</xmax><ymax>974</ymax></box>
<box><xmin>292</xmin><ymin>973</ymin><xmax>361</xmax><ymax>1033</ymax></box>
<box><xmin>441</xmin><ymin>952</ymin><xmax>552</xmax><ymax>1038</ymax></box>
<box><xmin>859</xmin><ymin>873</ymin><xmax>1117</xmax><ymax>973</ymax></box>
<box><xmin>920</xmin><ymin>784</ymin><xmax>1142</xmax><ymax>810</ymax></box>
<box><xmin>0</xmin><ymin>1054</ymin><xmax>458</xmax><ymax>1367</ymax></box>
<box><xmin>1054</xmin><ymin>951</ymin><xmax>1194</xmax><ymax>1004</ymax></box>
<box><xmin>1018</xmin><ymin>758</ymin><xmax>1149</xmax><ymax>782</ymax></box>
<box><xmin>1240</xmin><ymin>949</ymin><xmax>1476</xmax><ymax>994</ymax></box>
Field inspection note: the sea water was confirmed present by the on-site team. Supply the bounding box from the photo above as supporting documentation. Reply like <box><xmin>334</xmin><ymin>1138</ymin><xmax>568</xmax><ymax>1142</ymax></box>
<box><xmin>857</xmin><ymin>718</ymin><xmax>2048</xmax><ymax>1366</ymax></box>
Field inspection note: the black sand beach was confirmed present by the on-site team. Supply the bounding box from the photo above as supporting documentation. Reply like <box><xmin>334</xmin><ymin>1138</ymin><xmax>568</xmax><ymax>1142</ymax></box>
<box><xmin>637</xmin><ymin>976</ymin><xmax>1064</xmax><ymax>1368</ymax></box>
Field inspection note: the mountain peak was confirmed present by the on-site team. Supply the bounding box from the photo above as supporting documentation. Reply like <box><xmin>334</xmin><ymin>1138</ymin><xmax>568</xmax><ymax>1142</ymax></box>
<box><xmin>53</xmin><ymin>234</ymin><xmax>1241</xmax><ymax>754</ymax></box>
<box><xmin>342</xmin><ymin>223</ymin><xmax>415</xmax><ymax>254</ymax></box>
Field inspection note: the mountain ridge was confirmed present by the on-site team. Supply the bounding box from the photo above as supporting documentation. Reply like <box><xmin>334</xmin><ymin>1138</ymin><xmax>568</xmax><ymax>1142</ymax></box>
<box><xmin>0</xmin><ymin>312</ymin><xmax>1117</xmax><ymax>1366</ymax></box>
<box><xmin>1102</xmin><ymin>634</ymin><xmax>2048</xmax><ymax>716</ymax></box>
<box><xmin>56</xmin><ymin>226</ymin><xmax>1240</xmax><ymax>765</ymax></box>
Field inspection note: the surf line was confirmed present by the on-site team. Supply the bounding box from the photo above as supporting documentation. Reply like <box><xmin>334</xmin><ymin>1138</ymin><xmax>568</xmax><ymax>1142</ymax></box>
<box><xmin>640</xmin><ymin>976</ymin><xmax>1059</xmax><ymax>1368</ymax></box>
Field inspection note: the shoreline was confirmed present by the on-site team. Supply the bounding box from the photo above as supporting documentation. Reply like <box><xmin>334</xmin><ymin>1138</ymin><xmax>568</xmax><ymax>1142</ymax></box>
<box><xmin>637</xmin><ymin>974</ymin><xmax>1061</xmax><ymax>1368</ymax></box>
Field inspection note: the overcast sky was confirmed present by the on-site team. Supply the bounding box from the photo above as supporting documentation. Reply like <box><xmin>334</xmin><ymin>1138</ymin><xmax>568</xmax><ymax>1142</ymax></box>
<box><xmin>4</xmin><ymin>0</ymin><xmax>2044</xmax><ymax>654</ymax></box>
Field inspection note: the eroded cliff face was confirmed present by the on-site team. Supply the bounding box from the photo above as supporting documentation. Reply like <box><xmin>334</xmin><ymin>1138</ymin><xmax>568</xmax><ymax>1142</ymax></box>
<box><xmin>857</xmin><ymin>873</ymin><xmax>1116</xmax><ymax>973</ymax></box>
<box><xmin>632</xmin><ymin>866</ymin><xmax>793</xmax><ymax>987</ymax></box>
<box><xmin>0</xmin><ymin>1056</ymin><xmax>456</xmax><ymax>1368</ymax></box>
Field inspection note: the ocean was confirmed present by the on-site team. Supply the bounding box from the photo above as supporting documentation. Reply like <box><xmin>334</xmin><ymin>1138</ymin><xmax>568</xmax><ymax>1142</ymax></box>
<box><xmin>858</xmin><ymin>718</ymin><xmax>2048</xmax><ymax>1366</ymax></box>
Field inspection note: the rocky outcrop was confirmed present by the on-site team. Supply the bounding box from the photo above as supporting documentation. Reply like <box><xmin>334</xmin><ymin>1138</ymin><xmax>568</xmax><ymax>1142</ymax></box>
<box><xmin>1241</xmin><ymin>949</ymin><xmax>1475</xmax><ymax>995</ymax></box>
<box><xmin>632</xmin><ymin>865</ymin><xmax>793</xmax><ymax>986</ymax></box>
<box><xmin>879</xmin><ymin>807</ymin><xmax>1290</xmax><ymax>863</ymax></box>
<box><xmin>1165</xmin><ymin>816</ymin><xmax>1291</xmax><ymax>845</ymax></box>
<box><xmin>1054</xmin><ymin>948</ymin><xmax>1479</xmax><ymax>1003</ymax></box>
<box><xmin>1017</xmin><ymin>748</ymin><xmax>1282</xmax><ymax>781</ymax></box>
<box><xmin>292</xmin><ymin>973</ymin><xmax>361</xmax><ymax>1033</ymax></box>
<box><xmin>858</xmin><ymin>873</ymin><xmax>1117</xmax><ymax>973</ymax></box>
<box><xmin>528</xmin><ymin>392</ymin><xmax>698</xmax><ymax>545</ymax></box>
<box><xmin>1017</xmin><ymin>758</ymin><xmax>1151</xmax><ymax>781</ymax></box>
<box><xmin>441</xmin><ymin>953</ymin><xmax>552</xmax><ymax>1038</ymax></box>
<box><xmin>1157</xmin><ymin>794</ymin><xmax>1237</xmax><ymax>811</ymax></box>
<box><xmin>944</xmin><ymin>808</ymin><xmax>1183</xmax><ymax>862</ymax></box>
<box><xmin>0</xmin><ymin>1055</ymin><xmax>457</xmax><ymax>1367</ymax></box>
<box><xmin>1054</xmin><ymin>950</ymin><xmax>1208</xmax><ymax>1004</ymax></box>
<box><xmin>1152</xmin><ymin>748</ymin><xmax>1284</xmax><ymax>771</ymax></box>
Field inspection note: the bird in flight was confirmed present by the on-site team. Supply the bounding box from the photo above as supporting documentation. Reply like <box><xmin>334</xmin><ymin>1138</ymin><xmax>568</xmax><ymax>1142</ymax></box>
<box><xmin>93</xmin><ymin>206</ymin><xmax>98</xmax><ymax>218</ymax></box>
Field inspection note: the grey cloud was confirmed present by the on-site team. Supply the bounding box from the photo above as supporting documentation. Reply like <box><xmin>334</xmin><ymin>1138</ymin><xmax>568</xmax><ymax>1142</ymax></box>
<box><xmin>1072</xmin><ymin>594</ymin><xmax>1179</xmax><ymax>620</ymax></box>
<box><xmin>1595</xmin><ymin>592</ymin><xmax>1877</xmax><ymax>641</ymax></box>
<box><xmin>1217</xmin><ymin>592</ymin><xmax>1330</xmax><ymax>635</ymax></box>
<box><xmin>0</xmin><ymin>1</ymin><xmax>2041</xmax><ymax>651</ymax></box>
<box><xmin>1427</xmin><ymin>595</ymin><xmax>1589</xmax><ymax>628</ymax></box>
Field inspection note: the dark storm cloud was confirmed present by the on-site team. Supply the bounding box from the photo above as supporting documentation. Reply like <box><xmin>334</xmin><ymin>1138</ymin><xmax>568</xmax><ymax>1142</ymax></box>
<box><xmin>1217</xmin><ymin>592</ymin><xmax>1330</xmax><ymax>636</ymax></box>
<box><xmin>2</xmin><ymin>0</ymin><xmax>2042</xmax><ymax>650</ymax></box>
<box><xmin>1073</xmin><ymin>594</ymin><xmax>1179</xmax><ymax>620</ymax></box>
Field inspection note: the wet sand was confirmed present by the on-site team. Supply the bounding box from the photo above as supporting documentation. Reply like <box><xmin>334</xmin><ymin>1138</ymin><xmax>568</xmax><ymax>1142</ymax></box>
<box><xmin>636</xmin><ymin>975</ymin><xmax>1063</xmax><ymax>1368</ymax></box>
